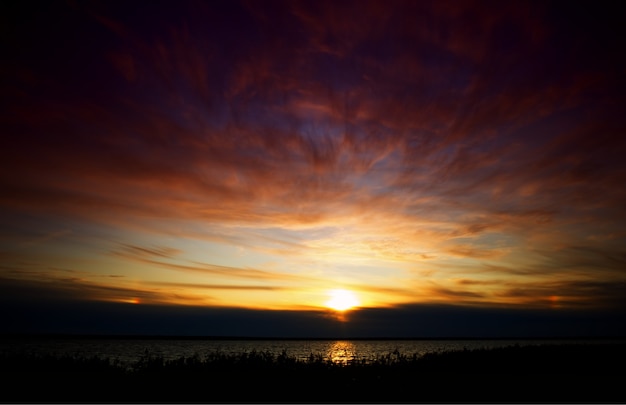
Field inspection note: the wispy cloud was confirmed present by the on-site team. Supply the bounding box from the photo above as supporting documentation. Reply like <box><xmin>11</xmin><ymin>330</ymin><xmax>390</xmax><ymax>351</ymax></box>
<box><xmin>117</xmin><ymin>244</ymin><xmax>182</xmax><ymax>259</ymax></box>
<box><xmin>109</xmin><ymin>243</ymin><xmax>321</xmax><ymax>283</ymax></box>
<box><xmin>148</xmin><ymin>281</ymin><xmax>286</xmax><ymax>291</ymax></box>
<box><xmin>0</xmin><ymin>276</ymin><xmax>199</xmax><ymax>306</ymax></box>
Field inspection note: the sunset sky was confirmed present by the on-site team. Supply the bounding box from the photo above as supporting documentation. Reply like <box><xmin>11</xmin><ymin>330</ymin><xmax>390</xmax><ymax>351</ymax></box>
<box><xmin>1</xmin><ymin>0</ymin><xmax>625</xmax><ymax>336</ymax></box>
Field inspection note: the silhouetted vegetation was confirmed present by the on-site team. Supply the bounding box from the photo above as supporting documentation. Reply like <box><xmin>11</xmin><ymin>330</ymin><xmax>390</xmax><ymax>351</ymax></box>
<box><xmin>2</xmin><ymin>343</ymin><xmax>625</xmax><ymax>402</ymax></box>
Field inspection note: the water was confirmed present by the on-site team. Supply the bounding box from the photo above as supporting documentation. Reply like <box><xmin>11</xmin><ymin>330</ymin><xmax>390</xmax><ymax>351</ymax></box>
<box><xmin>1</xmin><ymin>337</ymin><xmax>622</xmax><ymax>367</ymax></box>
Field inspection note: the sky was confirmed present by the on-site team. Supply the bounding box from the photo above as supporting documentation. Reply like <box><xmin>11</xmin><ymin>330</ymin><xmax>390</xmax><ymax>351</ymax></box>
<box><xmin>1</xmin><ymin>0</ymin><xmax>625</xmax><ymax>337</ymax></box>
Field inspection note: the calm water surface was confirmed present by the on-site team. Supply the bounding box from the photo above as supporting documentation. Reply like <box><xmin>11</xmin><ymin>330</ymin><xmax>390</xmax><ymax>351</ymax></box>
<box><xmin>1</xmin><ymin>338</ymin><xmax>621</xmax><ymax>366</ymax></box>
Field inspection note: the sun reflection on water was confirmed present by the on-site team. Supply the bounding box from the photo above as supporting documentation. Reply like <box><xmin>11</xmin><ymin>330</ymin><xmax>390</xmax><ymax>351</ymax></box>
<box><xmin>326</xmin><ymin>341</ymin><xmax>357</xmax><ymax>364</ymax></box>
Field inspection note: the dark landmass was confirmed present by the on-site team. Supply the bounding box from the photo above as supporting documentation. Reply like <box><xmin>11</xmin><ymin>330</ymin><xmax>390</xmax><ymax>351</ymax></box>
<box><xmin>2</xmin><ymin>343</ymin><xmax>625</xmax><ymax>403</ymax></box>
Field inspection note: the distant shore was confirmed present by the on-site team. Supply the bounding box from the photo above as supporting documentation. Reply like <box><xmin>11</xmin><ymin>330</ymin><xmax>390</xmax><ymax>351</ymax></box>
<box><xmin>2</xmin><ymin>342</ymin><xmax>625</xmax><ymax>402</ymax></box>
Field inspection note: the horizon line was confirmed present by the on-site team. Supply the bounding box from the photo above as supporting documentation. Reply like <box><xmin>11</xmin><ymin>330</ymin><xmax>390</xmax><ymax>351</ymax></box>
<box><xmin>3</xmin><ymin>333</ymin><xmax>625</xmax><ymax>341</ymax></box>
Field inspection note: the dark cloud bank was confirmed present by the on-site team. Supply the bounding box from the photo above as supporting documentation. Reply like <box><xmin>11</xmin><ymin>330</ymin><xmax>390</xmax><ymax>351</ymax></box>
<box><xmin>3</xmin><ymin>283</ymin><xmax>625</xmax><ymax>338</ymax></box>
<box><xmin>6</xmin><ymin>301</ymin><xmax>626</xmax><ymax>338</ymax></box>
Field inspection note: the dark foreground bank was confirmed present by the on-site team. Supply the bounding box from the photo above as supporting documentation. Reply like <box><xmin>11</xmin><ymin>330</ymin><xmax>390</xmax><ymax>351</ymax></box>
<box><xmin>2</xmin><ymin>343</ymin><xmax>625</xmax><ymax>403</ymax></box>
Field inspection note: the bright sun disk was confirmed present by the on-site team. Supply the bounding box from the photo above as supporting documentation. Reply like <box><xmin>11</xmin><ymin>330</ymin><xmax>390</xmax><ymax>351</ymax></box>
<box><xmin>325</xmin><ymin>289</ymin><xmax>359</xmax><ymax>311</ymax></box>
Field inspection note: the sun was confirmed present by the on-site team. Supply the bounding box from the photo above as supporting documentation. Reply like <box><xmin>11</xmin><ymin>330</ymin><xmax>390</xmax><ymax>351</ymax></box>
<box><xmin>325</xmin><ymin>289</ymin><xmax>359</xmax><ymax>311</ymax></box>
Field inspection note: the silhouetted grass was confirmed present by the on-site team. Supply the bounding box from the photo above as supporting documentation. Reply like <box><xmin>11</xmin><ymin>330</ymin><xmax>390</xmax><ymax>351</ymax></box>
<box><xmin>2</xmin><ymin>343</ymin><xmax>625</xmax><ymax>402</ymax></box>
